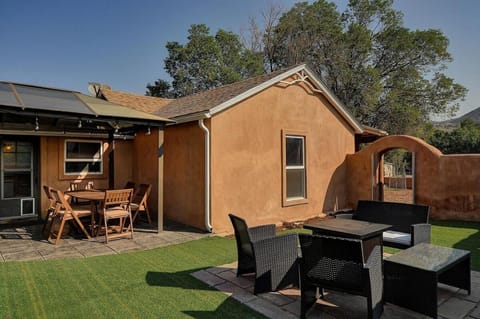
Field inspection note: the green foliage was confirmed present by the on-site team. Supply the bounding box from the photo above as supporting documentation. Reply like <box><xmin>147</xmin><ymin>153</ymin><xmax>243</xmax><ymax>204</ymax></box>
<box><xmin>265</xmin><ymin>0</ymin><xmax>467</xmax><ymax>134</ymax></box>
<box><xmin>147</xmin><ymin>24</ymin><xmax>264</xmax><ymax>98</ymax></box>
<box><xmin>428</xmin><ymin>118</ymin><xmax>480</xmax><ymax>154</ymax></box>
<box><xmin>146</xmin><ymin>79</ymin><xmax>174</xmax><ymax>98</ymax></box>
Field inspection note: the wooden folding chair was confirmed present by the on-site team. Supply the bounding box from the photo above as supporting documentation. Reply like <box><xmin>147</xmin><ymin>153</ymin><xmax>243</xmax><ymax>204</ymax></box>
<box><xmin>41</xmin><ymin>185</ymin><xmax>57</xmax><ymax>235</ymax></box>
<box><xmin>131</xmin><ymin>183</ymin><xmax>152</xmax><ymax>225</ymax></box>
<box><xmin>48</xmin><ymin>189</ymin><xmax>93</xmax><ymax>245</ymax></box>
<box><xmin>124</xmin><ymin>181</ymin><xmax>136</xmax><ymax>190</ymax></box>
<box><xmin>69</xmin><ymin>180</ymin><xmax>94</xmax><ymax>205</ymax></box>
<box><xmin>97</xmin><ymin>188</ymin><xmax>134</xmax><ymax>243</ymax></box>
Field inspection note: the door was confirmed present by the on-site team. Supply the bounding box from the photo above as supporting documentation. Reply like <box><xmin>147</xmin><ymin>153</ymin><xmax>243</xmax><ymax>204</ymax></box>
<box><xmin>0</xmin><ymin>138</ymin><xmax>38</xmax><ymax>219</ymax></box>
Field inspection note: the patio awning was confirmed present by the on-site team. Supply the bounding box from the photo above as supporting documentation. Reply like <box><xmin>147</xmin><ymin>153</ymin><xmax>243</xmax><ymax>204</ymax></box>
<box><xmin>0</xmin><ymin>81</ymin><xmax>173</xmax><ymax>136</ymax></box>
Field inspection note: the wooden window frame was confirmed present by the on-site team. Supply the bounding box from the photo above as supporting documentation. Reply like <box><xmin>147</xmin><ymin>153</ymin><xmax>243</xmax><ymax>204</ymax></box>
<box><xmin>282</xmin><ymin>130</ymin><xmax>308</xmax><ymax>207</ymax></box>
<box><xmin>63</xmin><ymin>139</ymin><xmax>103</xmax><ymax>176</ymax></box>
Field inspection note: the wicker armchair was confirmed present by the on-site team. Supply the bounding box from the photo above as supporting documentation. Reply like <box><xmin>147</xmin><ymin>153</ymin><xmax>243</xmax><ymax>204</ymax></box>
<box><xmin>299</xmin><ymin>234</ymin><xmax>384</xmax><ymax>319</ymax></box>
<box><xmin>228</xmin><ymin>213</ymin><xmax>299</xmax><ymax>295</ymax></box>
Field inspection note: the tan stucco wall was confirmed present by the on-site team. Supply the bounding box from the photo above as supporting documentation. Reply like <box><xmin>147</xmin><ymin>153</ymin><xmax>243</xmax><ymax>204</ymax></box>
<box><xmin>210</xmin><ymin>82</ymin><xmax>356</xmax><ymax>234</ymax></box>
<box><xmin>347</xmin><ymin>135</ymin><xmax>480</xmax><ymax>221</ymax></box>
<box><xmin>163</xmin><ymin>123</ymin><xmax>206</xmax><ymax>229</ymax></box>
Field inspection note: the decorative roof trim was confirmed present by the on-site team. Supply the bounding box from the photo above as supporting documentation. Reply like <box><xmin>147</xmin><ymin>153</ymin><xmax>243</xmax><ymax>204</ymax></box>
<box><xmin>279</xmin><ymin>69</ymin><xmax>324</xmax><ymax>94</ymax></box>
<box><xmin>207</xmin><ymin>64</ymin><xmax>363</xmax><ymax>134</ymax></box>
<box><xmin>208</xmin><ymin>64</ymin><xmax>306</xmax><ymax>116</ymax></box>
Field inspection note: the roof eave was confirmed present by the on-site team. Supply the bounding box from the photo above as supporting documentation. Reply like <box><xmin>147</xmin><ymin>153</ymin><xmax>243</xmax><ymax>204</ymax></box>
<box><xmin>167</xmin><ymin>112</ymin><xmax>211</xmax><ymax>125</ymax></box>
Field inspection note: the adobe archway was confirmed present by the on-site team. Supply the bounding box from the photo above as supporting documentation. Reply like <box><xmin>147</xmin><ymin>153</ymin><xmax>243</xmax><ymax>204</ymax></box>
<box><xmin>347</xmin><ymin>135</ymin><xmax>480</xmax><ymax>221</ymax></box>
<box><xmin>347</xmin><ymin>135</ymin><xmax>442</xmax><ymax>210</ymax></box>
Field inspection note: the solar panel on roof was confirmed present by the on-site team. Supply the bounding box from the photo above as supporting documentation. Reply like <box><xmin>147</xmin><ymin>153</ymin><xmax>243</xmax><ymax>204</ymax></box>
<box><xmin>0</xmin><ymin>83</ymin><xmax>21</xmax><ymax>107</ymax></box>
<box><xmin>14</xmin><ymin>84</ymin><xmax>95</xmax><ymax>115</ymax></box>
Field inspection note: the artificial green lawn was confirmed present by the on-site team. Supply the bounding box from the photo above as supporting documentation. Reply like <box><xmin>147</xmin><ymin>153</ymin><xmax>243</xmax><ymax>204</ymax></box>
<box><xmin>1</xmin><ymin>220</ymin><xmax>479</xmax><ymax>319</ymax></box>
<box><xmin>0</xmin><ymin>236</ymin><xmax>266</xmax><ymax>319</ymax></box>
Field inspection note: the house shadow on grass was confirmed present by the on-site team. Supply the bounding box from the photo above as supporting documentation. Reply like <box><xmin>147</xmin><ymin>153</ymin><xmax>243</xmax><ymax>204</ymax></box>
<box><xmin>182</xmin><ymin>298</ymin><xmax>265</xmax><ymax>319</ymax></box>
<box><xmin>145</xmin><ymin>269</ymin><xmax>266</xmax><ymax>319</ymax></box>
<box><xmin>146</xmin><ymin>269</ymin><xmax>210</xmax><ymax>290</ymax></box>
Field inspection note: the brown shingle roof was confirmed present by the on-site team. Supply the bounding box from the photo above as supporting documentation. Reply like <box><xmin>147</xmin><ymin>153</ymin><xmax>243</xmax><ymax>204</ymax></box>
<box><xmin>93</xmin><ymin>64</ymin><xmax>363</xmax><ymax>133</ymax></box>
<box><xmin>95</xmin><ymin>84</ymin><xmax>173</xmax><ymax>114</ymax></box>
<box><xmin>154</xmin><ymin>67</ymin><xmax>294</xmax><ymax>119</ymax></box>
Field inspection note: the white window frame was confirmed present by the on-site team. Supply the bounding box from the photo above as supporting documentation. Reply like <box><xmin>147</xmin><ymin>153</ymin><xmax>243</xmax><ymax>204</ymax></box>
<box><xmin>64</xmin><ymin>139</ymin><xmax>103</xmax><ymax>175</ymax></box>
<box><xmin>282</xmin><ymin>131</ymin><xmax>308</xmax><ymax>206</ymax></box>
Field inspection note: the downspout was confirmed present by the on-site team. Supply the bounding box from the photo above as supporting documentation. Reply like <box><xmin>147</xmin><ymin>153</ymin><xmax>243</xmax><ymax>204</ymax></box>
<box><xmin>199</xmin><ymin>117</ymin><xmax>213</xmax><ymax>232</ymax></box>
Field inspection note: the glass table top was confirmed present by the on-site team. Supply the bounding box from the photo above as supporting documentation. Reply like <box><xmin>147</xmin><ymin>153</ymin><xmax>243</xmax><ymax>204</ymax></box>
<box><xmin>385</xmin><ymin>243</ymin><xmax>470</xmax><ymax>272</ymax></box>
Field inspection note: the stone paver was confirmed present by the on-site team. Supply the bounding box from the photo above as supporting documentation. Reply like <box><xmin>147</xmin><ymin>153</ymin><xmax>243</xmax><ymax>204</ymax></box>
<box><xmin>0</xmin><ymin>221</ymin><xmax>210</xmax><ymax>262</ymax></box>
<box><xmin>198</xmin><ymin>263</ymin><xmax>480</xmax><ymax>319</ymax></box>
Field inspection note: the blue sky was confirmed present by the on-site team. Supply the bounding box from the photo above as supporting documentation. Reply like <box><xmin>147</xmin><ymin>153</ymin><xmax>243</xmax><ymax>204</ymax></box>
<box><xmin>1</xmin><ymin>0</ymin><xmax>478</xmax><ymax>116</ymax></box>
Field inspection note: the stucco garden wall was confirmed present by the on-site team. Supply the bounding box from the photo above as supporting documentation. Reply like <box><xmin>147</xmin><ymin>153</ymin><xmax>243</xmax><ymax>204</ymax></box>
<box><xmin>347</xmin><ymin>135</ymin><xmax>480</xmax><ymax>221</ymax></box>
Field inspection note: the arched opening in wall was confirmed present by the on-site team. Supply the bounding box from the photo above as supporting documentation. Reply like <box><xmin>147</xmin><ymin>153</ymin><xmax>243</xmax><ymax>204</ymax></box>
<box><xmin>378</xmin><ymin>148</ymin><xmax>415</xmax><ymax>204</ymax></box>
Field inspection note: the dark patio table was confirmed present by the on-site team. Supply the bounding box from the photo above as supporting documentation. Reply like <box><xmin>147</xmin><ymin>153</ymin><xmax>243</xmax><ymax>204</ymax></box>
<box><xmin>303</xmin><ymin>218</ymin><xmax>391</xmax><ymax>262</ymax></box>
<box><xmin>384</xmin><ymin>243</ymin><xmax>471</xmax><ymax>319</ymax></box>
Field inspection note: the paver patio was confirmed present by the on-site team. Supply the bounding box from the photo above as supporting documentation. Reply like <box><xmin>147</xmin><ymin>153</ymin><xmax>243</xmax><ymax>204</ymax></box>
<box><xmin>193</xmin><ymin>262</ymin><xmax>480</xmax><ymax>319</ymax></box>
<box><xmin>0</xmin><ymin>221</ymin><xmax>209</xmax><ymax>262</ymax></box>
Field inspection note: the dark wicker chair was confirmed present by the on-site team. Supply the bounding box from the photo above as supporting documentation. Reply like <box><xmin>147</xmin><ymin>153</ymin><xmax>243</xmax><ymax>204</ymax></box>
<box><xmin>299</xmin><ymin>234</ymin><xmax>384</xmax><ymax>319</ymax></box>
<box><xmin>228</xmin><ymin>213</ymin><xmax>299</xmax><ymax>295</ymax></box>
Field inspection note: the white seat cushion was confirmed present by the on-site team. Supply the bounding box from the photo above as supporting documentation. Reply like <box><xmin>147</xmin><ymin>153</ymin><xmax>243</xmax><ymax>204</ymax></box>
<box><xmin>383</xmin><ymin>230</ymin><xmax>411</xmax><ymax>246</ymax></box>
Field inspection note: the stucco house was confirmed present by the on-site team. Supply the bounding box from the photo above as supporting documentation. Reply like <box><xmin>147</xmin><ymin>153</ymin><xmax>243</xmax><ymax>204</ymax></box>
<box><xmin>0</xmin><ymin>81</ymin><xmax>170</xmax><ymax>227</ymax></box>
<box><xmin>94</xmin><ymin>64</ymin><xmax>385</xmax><ymax>234</ymax></box>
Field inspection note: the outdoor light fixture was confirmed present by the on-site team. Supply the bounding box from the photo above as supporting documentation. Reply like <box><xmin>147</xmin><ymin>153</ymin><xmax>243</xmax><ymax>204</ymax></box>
<box><xmin>146</xmin><ymin>127</ymin><xmax>151</xmax><ymax>135</ymax></box>
<box><xmin>78</xmin><ymin>119</ymin><xmax>82</xmax><ymax>128</ymax></box>
<box><xmin>34</xmin><ymin>116</ymin><xmax>39</xmax><ymax>131</ymax></box>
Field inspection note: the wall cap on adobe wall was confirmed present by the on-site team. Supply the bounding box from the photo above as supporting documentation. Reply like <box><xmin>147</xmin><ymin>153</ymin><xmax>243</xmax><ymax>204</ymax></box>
<box><xmin>357</xmin><ymin>135</ymin><xmax>443</xmax><ymax>157</ymax></box>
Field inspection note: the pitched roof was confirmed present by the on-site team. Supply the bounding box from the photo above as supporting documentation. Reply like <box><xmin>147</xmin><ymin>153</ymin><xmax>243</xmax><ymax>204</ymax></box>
<box><xmin>89</xmin><ymin>83</ymin><xmax>173</xmax><ymax>114</ymax></box>
<box><xmin>0</xmin><ymin>81</ymin><xmax>170</xmax><ymax>124</ymax></box>
<box><xmin>96</xmin><ymin>64</ymin><xmax>364</xmax><ymax>133</ymax></box>
<box><xmin>155</xmin><ymin>66</ymin><xmax>293</xmax><ymax>119</ymax></box>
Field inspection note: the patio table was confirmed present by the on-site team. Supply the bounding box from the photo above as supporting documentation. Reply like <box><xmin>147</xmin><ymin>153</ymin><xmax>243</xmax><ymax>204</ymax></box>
<box><xmin>66</xmin><ymin>190</ymin><xmax>105</xmax><ymax>201</ymax></box>
<box><xmin>303</xmin><ymin>218</ymin><xmax>391</xmax><ymax>262</ymax></box>
<box><xmin>384</xmin><ymin>243</ymin><xmax>470</xmax><ymax>319</ymax></box>
<box><xmin>66</xmin><ymin>190</ymin><xmax>106</xmax><ymax>235</ymax></box>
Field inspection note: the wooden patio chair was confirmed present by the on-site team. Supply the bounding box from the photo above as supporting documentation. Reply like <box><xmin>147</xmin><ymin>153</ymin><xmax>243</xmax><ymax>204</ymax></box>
<box><xmin>48</xmin><ymin>188</ymin><xmax>94</xmax><ymax>245</ymax></box>
<box><xmin>41</xmin><ymin>185</ymin><xmax>57</xmax><ymax>235</ymax></box>
<box><xmin>97</xmin><ymin>188</ymin><xmax>134</xmax><ymax>243</ymax></box>
<box><xmin>131</xmin><ymin>183</ymin><xmax>152</xmax><ymax>225</ymax></box>
<box><xmin>69</xmin><ymin>180</ymin><xmax>95</xmax><ymax>205</ymax></box>
<box><xmin>124</xmin><ymin>181</ymin><xmax>136</xmax><ymax>190</ymax></box>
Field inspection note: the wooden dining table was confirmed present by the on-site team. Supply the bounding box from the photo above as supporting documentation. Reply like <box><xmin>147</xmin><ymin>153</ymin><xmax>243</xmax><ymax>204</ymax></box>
<box><xmin>65</xmin><ymin>190</ymin><xmax>106</xmax><ymax>236</ymax></box>
<box><xmin>65</xmin><ymin>190</ymin><xmax>106</xmax><ymax>201</ymax></box>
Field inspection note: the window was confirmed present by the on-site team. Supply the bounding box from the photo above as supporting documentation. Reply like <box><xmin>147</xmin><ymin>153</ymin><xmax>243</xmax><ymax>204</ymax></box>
<box><xmin>64</xmin><ymin>140</ymin><xmax>103</xmax><ymax>175</ymax></box>
<box><xmin>282</xmin><ymin>131</ymin><xmax>307</xmax><ymax>206</ymax></box>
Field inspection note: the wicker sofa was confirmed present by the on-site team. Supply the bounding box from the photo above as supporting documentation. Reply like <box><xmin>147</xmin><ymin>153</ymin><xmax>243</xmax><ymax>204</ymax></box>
<box><xmin>228</xmin><ymin>214</ymin><xmax>299</xmax><ymax>294</ymax></box>
<box><xmin>334</xmin><ymin>200</ymin><xmax>431</xmax><ymax>249</ymax></box>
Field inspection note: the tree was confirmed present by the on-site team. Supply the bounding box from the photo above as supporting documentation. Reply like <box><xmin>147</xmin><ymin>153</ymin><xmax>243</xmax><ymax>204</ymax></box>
<box><xmin>260</xmin><ymin>0</ymin><xmax>467</xmax><ymax>134</ymax></box>
<box><xmin>147</xmin><ymin>24</ymin><xmax>264</xmax><ymax>98</ymax></box>
<box><xmin>428</xmin><ymin>119</ymin><xmax>480</xmax><ymax>154</ymax></box>
<box><xmin>146</xmin><ymin>79</ymin><xmax>174</xmax><ymax>98</ymax></box>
